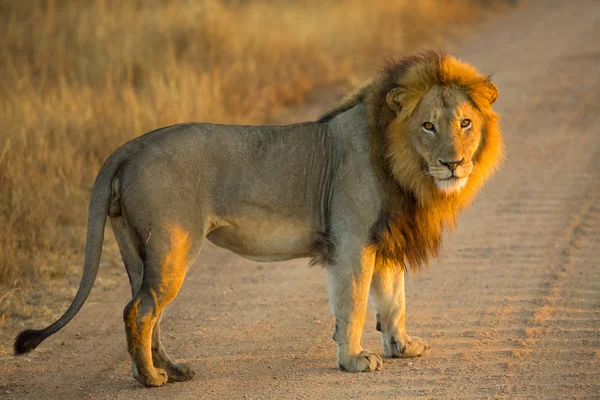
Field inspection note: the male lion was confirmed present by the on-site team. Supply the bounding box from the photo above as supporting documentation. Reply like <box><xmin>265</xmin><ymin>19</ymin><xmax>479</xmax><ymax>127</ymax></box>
<box><xmin>14</xmin><ymin>51</ymin><xmax>503</xmax><ymax>387</ymax></box>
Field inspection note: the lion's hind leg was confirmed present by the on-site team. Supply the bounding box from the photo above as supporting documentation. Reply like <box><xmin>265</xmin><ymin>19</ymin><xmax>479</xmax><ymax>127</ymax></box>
<box><xmin>110</xmin><ymin>216</ymin><xmax>143</xmax><ymax>298</ymax></box>
<box><xmin>152</xmin><ymin>311</ymin><xmax>195</xmax><ymax>382</ymax></box>
<box><xmin>369</xmin><ymin>260</ymin><xmax>429</xmax><ymax>358</ymax></box>
<box><xmin>122</xmin><ymin>223</ymin><xmax>200</xmax><ymax>387</ymax></box>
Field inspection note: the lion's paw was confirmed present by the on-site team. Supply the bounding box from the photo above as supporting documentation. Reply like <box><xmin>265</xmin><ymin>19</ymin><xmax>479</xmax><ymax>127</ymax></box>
<box><xmin>166</xmin><ymin>362</ymin><xmax>195</xmax><ymax>382</ymax></box>
<box><xmin>338</xmin><ymin>350</ymin><xmax>383</xmax><ymax>372</ymax></box>
<box><xmin>132</xmin><ymin>366</ymin><xmax>169</xmax><ymax>387</ymax></box>
<box><xmin>384</xmin><ymin>336</ymin><xmax>430</xmax><ymax>358</ymax></box>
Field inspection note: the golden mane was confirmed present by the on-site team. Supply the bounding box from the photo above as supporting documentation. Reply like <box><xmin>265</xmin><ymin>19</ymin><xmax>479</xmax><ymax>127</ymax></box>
<box><xmin>321</xmin><ymin>51</ymin><xmax>504</xmax><ymax>272</ymax></box>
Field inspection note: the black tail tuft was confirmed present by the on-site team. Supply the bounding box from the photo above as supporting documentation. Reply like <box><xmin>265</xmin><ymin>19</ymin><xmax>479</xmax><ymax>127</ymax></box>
<box><xmin>14</xmin><ymin>329</ymin><xmax>46</xmax><ymax>356</ymax></box>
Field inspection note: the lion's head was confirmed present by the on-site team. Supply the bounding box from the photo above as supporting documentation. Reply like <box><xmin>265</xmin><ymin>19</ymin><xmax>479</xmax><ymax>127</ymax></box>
<box><xmin>379</xmin><ymin>52</ymin><xmax>503</xmax><ymax>206</ymax></box>
<box><xmin>388</xmin><ymin>84</ymin><xmax>491</xmax><ymax>194</ymax></box>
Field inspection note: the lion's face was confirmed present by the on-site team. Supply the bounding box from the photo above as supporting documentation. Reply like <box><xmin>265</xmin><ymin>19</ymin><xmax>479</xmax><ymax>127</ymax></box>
<box><xmin>409</xmin><ymin>85</ymin><xmax>484</xmax><ymax>194</ymax></box>
<box><xmin>382</xmin><ymin>54</ymin><xmax>501</xmax><ymax>201</ymax></box>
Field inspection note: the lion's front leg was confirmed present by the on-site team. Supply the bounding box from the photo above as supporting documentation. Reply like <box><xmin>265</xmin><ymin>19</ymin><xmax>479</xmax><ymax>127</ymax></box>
<box><xmin>369</xmin><ymin>260</ymin><xmax>429</xmax><ymax>358</ymax></box>
<box><xmin>327</xmin><ymin>248</ymin><xmax>382</xmax><ymax>372</ymax></box>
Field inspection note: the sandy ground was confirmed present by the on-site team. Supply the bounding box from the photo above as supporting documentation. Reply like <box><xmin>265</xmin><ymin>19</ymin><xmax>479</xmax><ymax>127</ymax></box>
<box><xmin>1</xmin><ymin>0</ymin><xmax>600</xmax><ymax>398</ymax></box>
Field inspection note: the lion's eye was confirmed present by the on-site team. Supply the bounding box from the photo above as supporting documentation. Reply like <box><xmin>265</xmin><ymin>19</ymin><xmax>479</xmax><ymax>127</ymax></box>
<box><xmin>460</xmin><ymin>119</ymin><xmax>471</xmax><ymax>128</ymax></box>
<box><xmin>423</xmin><ymin>122</ymin><xmax>435</xmax><ymax>131</ymax></box>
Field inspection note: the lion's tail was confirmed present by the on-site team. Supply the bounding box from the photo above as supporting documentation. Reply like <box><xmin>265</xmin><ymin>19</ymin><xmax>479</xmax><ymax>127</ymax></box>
<box><xmin>14</xmin><ymin>143</ymin><xmax>135</xmax><ymax>356</ymax></box>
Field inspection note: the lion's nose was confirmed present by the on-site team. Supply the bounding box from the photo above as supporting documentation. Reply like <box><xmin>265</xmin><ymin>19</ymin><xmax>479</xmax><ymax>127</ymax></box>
<box><xmin>440</xmin><ymin>158</ymin><xmax>465</xmax><ymax>172</ymax></box>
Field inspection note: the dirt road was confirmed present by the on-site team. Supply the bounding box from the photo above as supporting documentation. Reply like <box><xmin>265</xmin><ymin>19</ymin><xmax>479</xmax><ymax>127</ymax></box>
<box><xmin>2</xmin><ymin>0</ymin><xmax>599</xmax><ymax>398</ymax></box>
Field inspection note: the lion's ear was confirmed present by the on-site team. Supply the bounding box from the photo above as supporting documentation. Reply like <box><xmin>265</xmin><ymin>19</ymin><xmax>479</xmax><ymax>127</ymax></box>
<box><xmin>386</xmin><ymin>87</ymin><xmax>405</xmax><ymax>112</ymax></box>
<box><xmin>485</xmin><ymin>81</ymin><xmax>499</xmax><ymax>105</ymax></box>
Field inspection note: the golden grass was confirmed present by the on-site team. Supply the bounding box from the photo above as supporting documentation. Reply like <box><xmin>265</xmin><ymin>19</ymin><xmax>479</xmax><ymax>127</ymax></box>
<box><xmin>0</xmin><ymin>0</ymin><xmax>508</xmax><ymax>317</ymax></box>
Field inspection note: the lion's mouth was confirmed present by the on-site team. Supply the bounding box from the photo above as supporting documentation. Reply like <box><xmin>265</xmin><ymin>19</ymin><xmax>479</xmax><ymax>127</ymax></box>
<box><xmin>434</xmin><ymin>176</ymin><xmax>468</xmax><ymax>193</ymax></box>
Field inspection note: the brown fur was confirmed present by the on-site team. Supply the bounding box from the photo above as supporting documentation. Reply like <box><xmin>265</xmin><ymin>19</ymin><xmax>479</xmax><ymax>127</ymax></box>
<box><xmin>158</xmin><ymin>224</ymin><xmax>191</xmax><ymax>305</ymax></box>
<box><xmin>124</xmin><ymin>298</ymin><xmax>144</xmax><ymax>355</ymax></box>
<box><xmin>321</xmin><ymin>51</ymin><xmax>504</xmax><ymax>271</ymax></box>
<box><xmin>308</xmin><ymin>230</ymin><xmax>336</xmax><ymax>266</ymax></box>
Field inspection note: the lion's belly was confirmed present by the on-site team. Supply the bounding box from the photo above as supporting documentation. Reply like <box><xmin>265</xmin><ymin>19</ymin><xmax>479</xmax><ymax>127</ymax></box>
<box><xmin>205</xmin><ymin>223</ymin><xmax>316</xmax><ymax>263</ymax></box>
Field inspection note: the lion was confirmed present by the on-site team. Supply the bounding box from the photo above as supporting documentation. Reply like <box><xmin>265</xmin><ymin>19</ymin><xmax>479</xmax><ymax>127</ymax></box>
<box><xmin>14</xmin><ymin>51</ymin><xmax>503</xmax><ymax>387</ymax></box>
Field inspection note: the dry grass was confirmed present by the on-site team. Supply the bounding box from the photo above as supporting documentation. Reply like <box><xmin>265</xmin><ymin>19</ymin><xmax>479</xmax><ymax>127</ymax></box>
<box><xmin>0</xmin><ymin>0</ymin><xmax>508</xmax><ymax>320</ymax></box>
